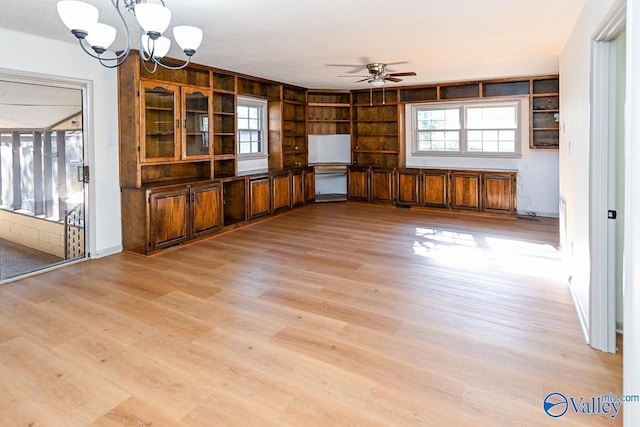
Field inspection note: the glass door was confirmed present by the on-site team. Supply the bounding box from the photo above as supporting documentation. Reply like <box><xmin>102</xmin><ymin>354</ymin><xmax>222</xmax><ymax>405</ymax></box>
<box><xmin>0</xmin><ymin>78</ymin><xmax>87</xmax><ymax>282</ymax></box>
<box><xmin>140</xmin><ymin>81</ymin><xmax>179</xmax><ymax>162</ymax></box>
<box><xmin>183</xmin><ymin>88</ymin><xmax>212</xmax><ymax>159</ymax></box>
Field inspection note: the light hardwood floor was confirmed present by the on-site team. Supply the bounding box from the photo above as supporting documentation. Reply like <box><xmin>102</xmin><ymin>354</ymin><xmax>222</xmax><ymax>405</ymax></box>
<box><xmin>0</xmin><ymin>203</ymin><xmax>622</xmax><ymax>426</ymax></box>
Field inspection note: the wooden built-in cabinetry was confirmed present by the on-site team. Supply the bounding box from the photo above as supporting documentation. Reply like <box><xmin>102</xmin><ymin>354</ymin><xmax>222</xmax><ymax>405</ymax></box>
<box><xmin>119</xmin><ymin>58</ymin><xmax>216</xmax><ymax>188</ymax></box>
<box><xmin>351</xmin><ymin>89</ymin><xmax>400</xmax><ymax>168</ymax></box>
<box><xmin>281</xmin><ymin>86</ymin><xmax>308</xmax><ymax>168</ymax></box>
<box><xmin>121</xmin><ymin>180</ymin><xmax>222</xmax><ymax>255</ymax></box>
<box><xmin>307</xmin><ymin>91</ymin><xmax>351</xmax><ymax>135</ymax></box>
<box><xmin>530</xmin><ymin>77</ymin><xmax>560</xmax><ymax>149</ymax></box>
<box><xmin>347</xmin><ymin>166</ymin><xmax>517</xmax><ymax>216</ymax></box>
<box><xmin>118</xmin><ymin>54</ymin><xmax>315</xmax><ymax>255</ymax></box>
<box><xmin>212</xmin><ymin>72</ymin><xmax>237</xmax><ymax>178</ymax></box>
<box><xmin>119</xmin><ymin>54</ymin><xmax>546</xmax><ymax>254</ymax></box>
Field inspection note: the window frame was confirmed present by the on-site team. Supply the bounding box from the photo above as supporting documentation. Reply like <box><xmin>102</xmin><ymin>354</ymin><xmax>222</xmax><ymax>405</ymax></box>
<box><xmin>409</xmin><ymin>99</ymin><xmax>522</xmax><ymax>158</ymax></box>
<box><xmin>236</xmin><ymin>96</ymin><xmax>268</xmax><ymax>160</ymax></box>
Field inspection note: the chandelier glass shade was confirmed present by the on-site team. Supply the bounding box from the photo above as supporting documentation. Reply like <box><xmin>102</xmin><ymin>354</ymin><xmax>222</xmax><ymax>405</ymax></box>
<box><xmin>56</xmin><ymin>0</ymin><xmax>203</xmax><ymax>72</ymax></box>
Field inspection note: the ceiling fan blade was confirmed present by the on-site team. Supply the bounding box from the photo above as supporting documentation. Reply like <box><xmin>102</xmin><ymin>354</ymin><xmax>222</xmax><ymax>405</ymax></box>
<box><xmin>385</xmin><ymin>61</ymin><xmax>409</xmax><ymax>66</ymax></box>
<box><xmin>388</xmin><ymin>72</ymin><xmax>417</xmax><ymax>77</ymax></box>
<box><xmin>339</xmin><ymin>75</ymin><xmax>370</xmax><ymax>78</ymax></box>
<box><xmin>385</xmin><ymin>77</ymin><xmax>403</xmax><ymax>83</ymax></box>
<box><xmin>329</xmin><ymin>65</ymin><xmax>368</xmax><ymax>74</ymax></box>
<box><xmin>354</xmin><ymin>78</ymin><xmax>370</xmax><ymax>83</ymax></box>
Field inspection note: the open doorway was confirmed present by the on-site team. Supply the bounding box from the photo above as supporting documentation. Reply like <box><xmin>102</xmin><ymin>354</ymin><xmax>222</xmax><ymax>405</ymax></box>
<box><xmin>0</xmin><ymin>78</ymin><xmax>87</xmax><ymax>282</ymax></box>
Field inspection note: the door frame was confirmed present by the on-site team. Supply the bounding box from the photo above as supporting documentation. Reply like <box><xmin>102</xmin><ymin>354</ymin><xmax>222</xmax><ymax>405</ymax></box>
<box><xmin>589</xmin><ymin>2</ymin><xmax>626</xmax><ymax>353</ymax></box>
<box><xmin>0</xmin><ymin>71</ymin><xmax>91</xmax><ymax>283</ymax></box>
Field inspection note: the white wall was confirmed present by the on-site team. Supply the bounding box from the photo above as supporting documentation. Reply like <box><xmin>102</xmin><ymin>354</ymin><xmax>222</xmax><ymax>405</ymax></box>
<box><xmin>559</xmin><ymin>0</ymin><xmax>618</xmax><ymax>341</ymax></box>
<box><xmin>0</xmin><ymin>28</ymin><xmax>121</xmax><ymax>258</ymax></box>
<box><xmin>237</xmin><ymin>158</ymin><xmax>268</xmax><ymax>173</ymax></box>
<box><xmin>308</xmin><ymin>135</ymin><xmax>351</xmax><ymax>164</ymax></box>
<box><xmin>405</xmin><ymin>97</ymin><xmax>559</xmax><ymax>217</ymax></box>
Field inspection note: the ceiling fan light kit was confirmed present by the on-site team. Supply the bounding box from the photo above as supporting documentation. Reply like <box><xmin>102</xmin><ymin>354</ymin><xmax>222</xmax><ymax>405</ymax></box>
<box><xmin>338</xmin><ymin>62</ymin><xmax>417</xmax><ymax>104</ymax></box>
<box><xmin>56</xmin><ymin>0</ymin><xmax>203</xmax><ymax>73</ymax></box>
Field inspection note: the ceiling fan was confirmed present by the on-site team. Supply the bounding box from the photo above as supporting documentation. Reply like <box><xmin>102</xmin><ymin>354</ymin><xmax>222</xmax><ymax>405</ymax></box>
<box><xmin>341</xmin><ymin>63</ymin><xmax>417</xmax><ymax>86</ymax></box>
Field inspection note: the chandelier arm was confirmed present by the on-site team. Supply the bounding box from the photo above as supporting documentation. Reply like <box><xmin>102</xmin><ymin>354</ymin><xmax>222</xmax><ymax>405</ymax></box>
<box><xmin>76</xmin><ymin>41</ymin><xmax>126</xmax><ymax>68</ymax></box>
<box><xmin>139</xmin><ymin>49</ymin><xmax>159</xmax><ymax>74</ymax></box>
<box><xmin>151</xmin><ymin>55</ymin><xmax>194</xmax><ymax>71</ymax></box>
<box><xmin>97</xmin><ymin>57</ymin><xmax>127</xmax><ymax>69</ymax></box>
<box><xmin>78</xmin><ymin>36</ymin><xmax>131</xmax><ymax>64</ymax></box>
<box><xmin>113</xmin><ymin>0</ymin><xmax>133</xmax><ymax>61</ymax></box>
<box><xmin>138</xmin><ymin>31</ymin><xmax>154</xmax><ymax>62</ymax></box>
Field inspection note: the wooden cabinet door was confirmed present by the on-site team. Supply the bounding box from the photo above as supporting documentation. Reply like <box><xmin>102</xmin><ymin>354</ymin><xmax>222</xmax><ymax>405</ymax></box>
<box><xmin>423</xmin><ymin>170</ymin><xmax>449</xmax><ymax>208</ymax></box>
<box><xmin>396</xmin><ymin>169</ymin><xmax>420</xmax><ymax>206</ymax></box>
<box><xmin>370</xmin><ymin>168</ymin><xmax>394</xmax><ymax>203</ymax></box>
<box><xmin>191</xmin><ymin>183</ymin><xmax>222</xmax><ymax>238</ymax></box>
<box><xmin>483</xmin><ymin>173</ymin><xmax>516</xmax><ymax>214</ymax></box>
<box><xmin>272</xmin><ymin>174</ymin><xmax>291</xmax><ymax>211</ymax></box>
<box><xmin>249</xmin><ymin>177</ymin><xmax>271</xmax><ymax>218</ymax></box>
<box><xmin>140</xmin><ymin>81</ymin><xmax>180</xmax><ymax>163</ymax></box>
<box><xmin>149</xmin><ymin>188</ymin><xmax>189</xmax><ymax>251</ymax></box>
<box><xmin>348</xmin><ymin>167</ymin><xmax>369</xmax><ymax>201</ymax></box>
<box><xmin>451</xmin><ymin>172</ymin><xmax>480</xmax><ymax>211</ymax></box>
<box><xmin>291</xmin><ymin>171</ymin><xmax>304</xmax><ymax>206</ymax></box>
<box><xmin>304</xmin><ymin>169</ymin><xmax>315</xmax><ymax>203</ymax></box>
<box><xmin>182</xmin><ymin>87</ymin><xmax>213</xmax><ymax>160</ymax></box>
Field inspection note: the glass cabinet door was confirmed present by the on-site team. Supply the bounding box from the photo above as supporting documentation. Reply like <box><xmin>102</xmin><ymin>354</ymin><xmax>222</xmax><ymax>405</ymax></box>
<box><xmin>141</xmin><ymin>82</ymin><xmax>179</xmax><ymax>162</ymax></box>
<box><xmin>183</xmin><ymin>88</ymin><xmax>212</xmax><ymax>159</ymax></box>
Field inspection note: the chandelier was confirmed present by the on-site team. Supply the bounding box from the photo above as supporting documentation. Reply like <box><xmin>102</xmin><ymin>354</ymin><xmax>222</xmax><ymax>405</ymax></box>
<box><xmin>56</xmin><ymin>0</ymin><xmax>203</xmax><ymax>73</ymax></box>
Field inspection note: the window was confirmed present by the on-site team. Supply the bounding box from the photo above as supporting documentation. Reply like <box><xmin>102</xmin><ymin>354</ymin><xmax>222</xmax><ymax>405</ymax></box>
<box><xmin>237</xmin><ymin>97</ymin><xmax>268</xmax><ymax>158</ymax></box>
<box><xmin>410</xmin><ymin>100</ymin><xmax>520</xmax><ymax>157</ymax></box>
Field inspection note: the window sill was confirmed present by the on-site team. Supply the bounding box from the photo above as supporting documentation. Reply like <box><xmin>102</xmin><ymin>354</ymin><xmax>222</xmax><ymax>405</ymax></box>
<box><xmin>411</xmin><ymin>151</ymin><xmax>522</xmax><ymax>159</ymax></box>
<box><xmin>238</xmin><ymin>154</ymin><xmax>269</xmax><ymax>161</ymax></box>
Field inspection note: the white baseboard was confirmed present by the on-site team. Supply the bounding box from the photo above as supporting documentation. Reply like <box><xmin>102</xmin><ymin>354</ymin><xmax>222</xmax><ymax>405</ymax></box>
<box><xmin>517</xmin><ymin>209</ymin><xmax>560</xmax><ymax>218</ymax></box>
<box><xmin>90</xmin><ymin>245</ymin><xmax>122</xmax><ymax>259</ymax></box>
<box><xmin>568</xmin><ymin>277</ymin><xmax>590</xmax><ymax>344</ymax></box>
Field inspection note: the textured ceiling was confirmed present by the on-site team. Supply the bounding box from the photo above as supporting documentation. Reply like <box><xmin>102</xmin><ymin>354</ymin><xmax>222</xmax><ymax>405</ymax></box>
<box><xmin>0</xmin><ymin>0</ymin><xmax>586</xmax><ymax>89</ymax></box>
